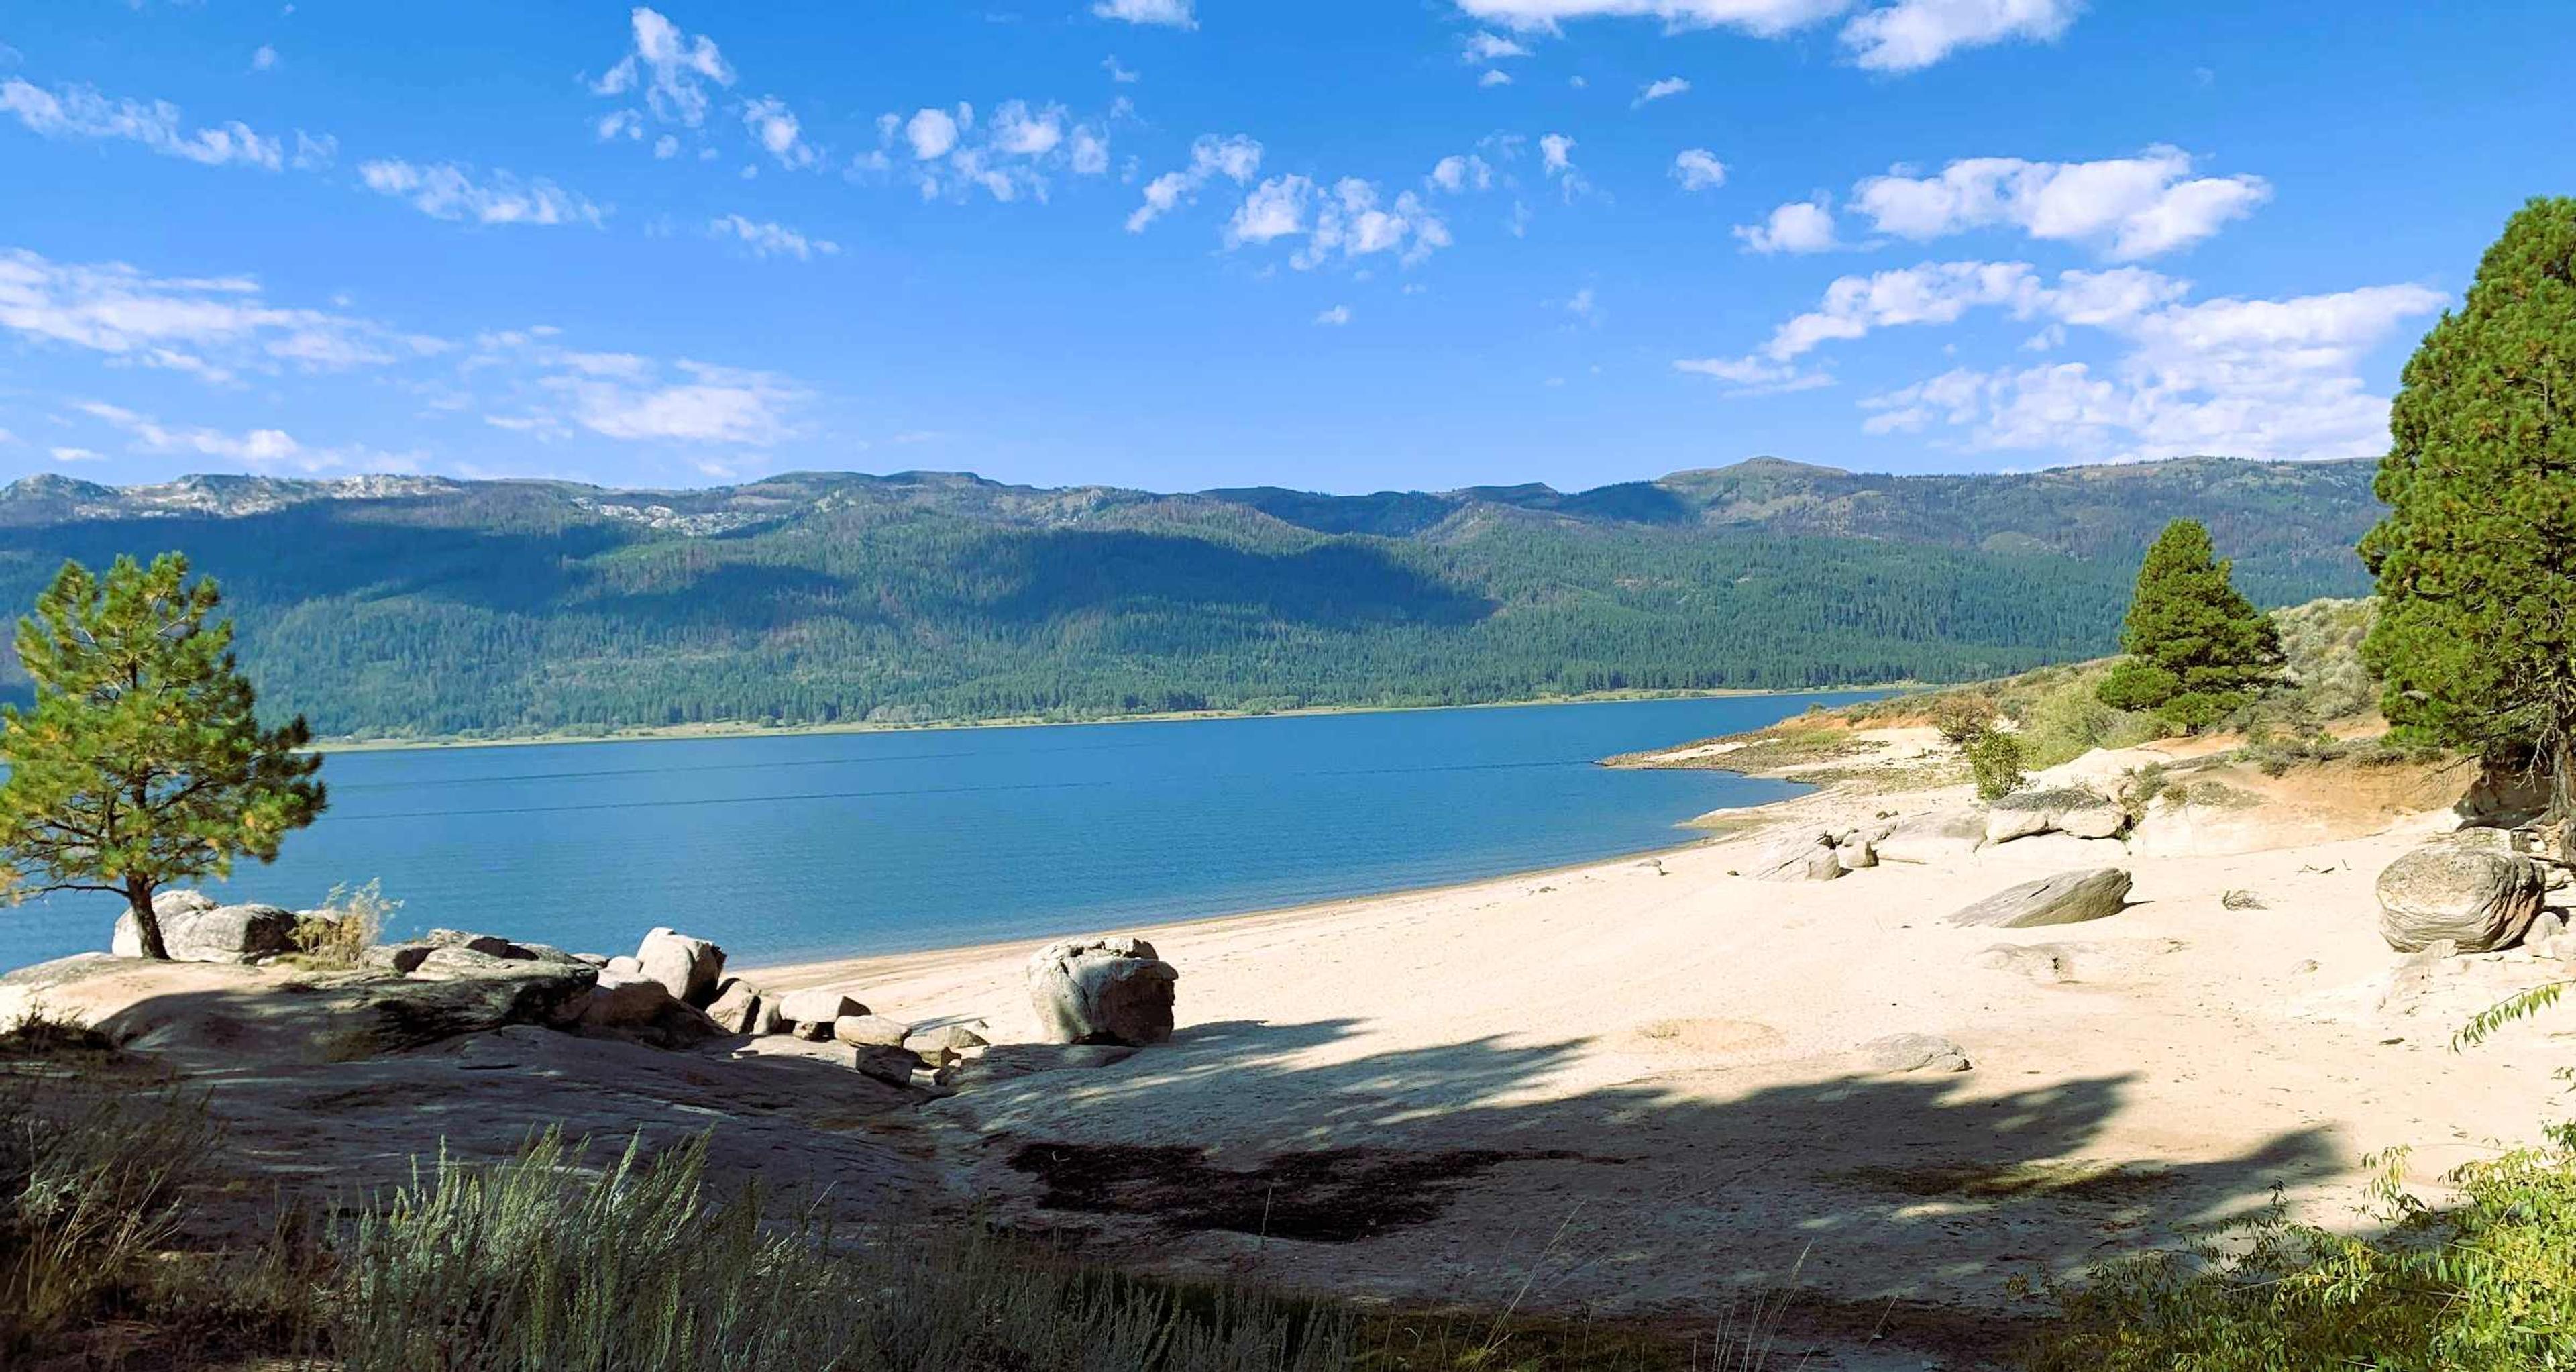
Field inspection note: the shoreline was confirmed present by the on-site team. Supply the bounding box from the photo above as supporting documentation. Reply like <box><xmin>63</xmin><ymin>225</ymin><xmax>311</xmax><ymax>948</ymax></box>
<box><xmin>305</xmin><ymin>683</ymin><xmax>1913</xmax><ymax>756</ymax></box>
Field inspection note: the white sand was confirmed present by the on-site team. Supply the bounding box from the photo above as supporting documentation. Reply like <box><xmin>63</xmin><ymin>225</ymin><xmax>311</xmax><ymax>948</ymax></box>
<box><xmin>756</xmin><ymin>774</ymin><xmax>2571</xmax><ymax>1338</ymax></box>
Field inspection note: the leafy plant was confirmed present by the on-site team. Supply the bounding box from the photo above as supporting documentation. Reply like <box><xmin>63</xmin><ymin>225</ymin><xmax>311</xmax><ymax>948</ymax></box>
<box><xmin>1967</xmin><ymin>731</ymin><xmax>2026</xmax><ymax>801</ymax></box>
<box><xmin>2096</xmin><ymin>519</ymin><xmax>2284</xmax><ymax>731</ymax></box>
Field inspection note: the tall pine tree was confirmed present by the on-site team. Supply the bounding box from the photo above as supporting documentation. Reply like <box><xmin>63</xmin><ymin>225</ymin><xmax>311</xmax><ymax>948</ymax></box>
<box><xmin>0</xmin><ymin>554</ymin><xmax>326</xmax><ymax>959</ymax></box>
<box><xmin>2362</xmin><ymin>197</ymin><xmax>2576</xmax><ymax>829</ymax></box>
<box><xmin>2096</xmin><ymin>519</ymin><xmax>2283</xmax><ymax>730</ymax></box>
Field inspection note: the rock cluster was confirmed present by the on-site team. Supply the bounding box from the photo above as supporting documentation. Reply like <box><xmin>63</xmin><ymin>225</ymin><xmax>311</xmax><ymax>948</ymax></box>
<box><xmin>1748</xmin><ymin>823</ymin><xmax>1892</xmax><ymax>882</ymax></box>
<box><xmin>98</xmin><ymin>898</ymin><xmax>1077</xmax><ymax>1090</ymax></box>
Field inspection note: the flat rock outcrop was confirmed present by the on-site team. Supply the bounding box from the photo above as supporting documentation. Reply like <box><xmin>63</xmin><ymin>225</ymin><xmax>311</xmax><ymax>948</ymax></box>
<box><xmin>1026</xmin><ymin>937</ymin><xmax>1179</xmax><ymax>1046</ymax></box>
<box><xmin>1984</xmin><ymin>788</ymin><xmax>2127</xmax><ymax>845</ymax></box>
<box><xmin>1947</xmin><ymin>868</ymin><xmax>2132</xmax><ymax>929</ymax></box>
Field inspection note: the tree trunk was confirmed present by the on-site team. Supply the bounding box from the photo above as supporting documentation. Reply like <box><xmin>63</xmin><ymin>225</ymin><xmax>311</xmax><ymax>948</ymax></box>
<box><xmin>2553</xmin><ymin>740</ymin><xmax>2576</xmax><ymax>865</ymax></box>
<box><xmin>125</xmin><ymin>882</ymin><xmax>170</xmax><ymax>961</ymax></box>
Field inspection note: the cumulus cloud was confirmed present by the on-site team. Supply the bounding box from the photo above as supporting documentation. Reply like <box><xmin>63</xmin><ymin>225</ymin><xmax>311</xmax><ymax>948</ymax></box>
<box><xmin>1681</xmin><ymin>254</ymin><xmax>2447</xmax><ymax>462</ymax></box>
<box><xmin>250</xmin><ymin>45</ymin><xmax>279</xmax><ymax>73</ymax></box>
<box><xmin>590</xmin><ymin>6</ymin><xmax>733</xmax><ymax>128</ymax></box>
<box><xmin>1</xmin><ymin>78</ymin><xmax>286</xmax><ymax>170</ymax></box>
<box><xmin>873</xmin><ymin>100</ymin><xmax>1114</xmax><ymax>203</ymax></box>
<box><xmin>1539</xmin><ymin>133</ymin><xmax>1590</xmax><ymax>200</ymax></box>
<box><xmin>1478</xmin><ymin>68</ymin><xmax>1515</xmax><ymax>87</ymax></box>
<box><xmin>1430</xmin><ymin>153</ymin><xmax>1495</xmax><ymax>193</ymax></box>
<box><xmin>1125</xmin><ymin>133</ymin><xmax>1263</xmax><ymax>231</ymax></box>
<box><xmin>1852</xmin><ymin>146</ymin><xmax>2269</xmax><ymax>259</ymax></box>
<box><xmin>1733</xmin><ymin>195</ymin><xmax>1839</xmax><ymax>253</ymax></box>
<box><xmin>1670</xmin><ymin>147</ymin><xmax>1726</xmax><ymax>191</ymax></box>
<box><xmin>1222</xmin><ymin>176</ymin><xmax>1452</xmax><ymax>270</ymax></box>
<box><xmin>359</xmin><ymin>160</ymin><xmax>608</xmax><ymax>227</ymax></box>
<box><xmin>0</xmin><ymin>248</ymin><xmax>430</xmax><ymax>383</ymax></box>
<box><xmin>1841</xmin><ymin>0</ymin><xmax>2082</xmax><ymax>72</ymax></box>
<box><xmin>1450</xmin><ymin>0</ymin><xmax>2079</xmax><ymax>72</ymax></box>
<box><xmin>1464</xmin><ymin>30</ymin><xmax>1534</xmax><ymax>60</ymax></box>
<box><xmin>1314</xmin><ymin>305</ymin><xmax>1352</xmax><ymax>326</ymax></box>
<box><xmin>741</xmin><ymin>95</ymin><xmax>818</xmax><ymax>169</ymax></box>
<box><xmin>1104</xmin><ymin>56</ymin><xmax>1141</xmax><ymax>83</ymax></box>
<box><xmin>1094</xmin><ymin>0</ymin><xmax>1195</xmax><ymax>28</ymax></box>
<box><xmin>708</xmin><ymin>214</ymin><xmax>839</xmax><ymax>261</ymax></box>
<box><xmin>1634</xmin><ymin>76</ymin><xmax>1690</xmax><ymax>105</ymax></box>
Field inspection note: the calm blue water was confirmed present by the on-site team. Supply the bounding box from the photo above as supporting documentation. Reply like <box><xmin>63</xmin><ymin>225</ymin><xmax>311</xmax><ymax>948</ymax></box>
<box><xmin>1</xmin><ymin>694</ymin><xmax>1878</xmax><ymax>970</ymax></box>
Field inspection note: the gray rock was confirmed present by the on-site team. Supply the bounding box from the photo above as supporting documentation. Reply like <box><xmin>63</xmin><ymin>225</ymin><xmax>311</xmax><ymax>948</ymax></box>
<box><xmin>1026</xmin><ymin>937</ymin><xmax>1179</xmax><ymax>1047</ymax></box>
<box><xmin>1834</xmin><ymin>834</ymin><xmax>1879</xmax><ymax>872</ymax></box>
<box><xmin>156</xmin><ymin>889</ymin><xmax>220</xmax><ymax>918</ymax></box>
<box><xmin>2056</xmin><ymin>803</ymin><xmax>2129</xmax><ymax>841</ymax></box>
<box><xmin>773</xmin><ymin>988</ymin><xmax>867</xmax><ymax>1026</ymax></box>
<box><xmin>363</xmin><ymin>941</ymin><xmax>436</xmax><ymax>975</ymax></box>
<box><xmin>2377</xmin><ymin>839</ymin><xmax>2546</xmax><ymax>953</ymax></box>
<box><xmin>704</xmin><ymin>978</ymin><xmax>763</xmax><ymax>1035</ymax></box>
<box><xmin>113</xmin><ymin>902</ymin><xmax>300</xmax><ymax>963</ymax></box>
<box><xmin>948</xmin><ymin>1043</ymin><xmax>1138</xmax><ymax>1085</ymax></box>
<box><xmin>833</xmin><ymin>1013</ymin><xmax>912</xmax><ymax>1047</ymax></box>
<box><xmin>1947</xmin><ymin>868</ymin><xmax>2132</xmax><ymax>929</ymax></box>
<box><xmin>426</xmin><ymin>929</ymin><xmax>519</xmax><ymax>958</ymax></box>
<box><xmin>1750</xmin><ymin>831</ymin><xmax>1849</xmax><ymax>882</ymax></box>
<box><xmin>1874</xmin><ymin>808</ymin><xmax>1988</xmax><ymax>864</ymax></box>
<box><xmin>580</xmin><ymin>970</ymin><xmax>676</xmax><ymax>1028</ymax></box>
<box><xmin>849</xmin><ymin>1044</ymin><xmax>922</xmax><ymax>1088</ymax></box>
<box><xmin>635</xmin><ymin>927</ymin><xmax>725</xmax><ymax>1008</ymax></box>
<box><xmin>792</xmin><ymin>1020</ymin><xmax>835</xmax><ymax>1042</ymax></box>
<box><xmin>1861</xmin><ymin>1033</ymin><xmax>1971</xmax><ymax>1073</ymax></box>
<box><xmin>1985</xmin><ymin>788</ymin><xmax>2126</xmax><ymax>845</ymax></box>
<box><xmin>411</xmin><ymin>946</ymin><xmax>527</xmax><ymax>978</ymax></box>
<box><xmin>904</xmin><ymin>1022</ymin><xmax>989</xmax><ymax>1056</ymax></box>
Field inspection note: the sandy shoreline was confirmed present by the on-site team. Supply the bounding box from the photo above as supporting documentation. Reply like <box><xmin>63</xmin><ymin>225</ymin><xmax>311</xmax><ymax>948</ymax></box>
<box><xmin>741</xmin><ymin>755</ymin><xmax>2570</xmax><ymax>1358</ymax></box>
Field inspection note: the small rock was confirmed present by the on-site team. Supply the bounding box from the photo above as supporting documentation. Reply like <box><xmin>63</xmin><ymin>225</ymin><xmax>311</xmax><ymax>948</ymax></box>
<box><xmin>792</xmin><ymin>1020</ymin><xmax>835</xmax><ymax>1042</ymax></box>
<box><xmin>704</xmin><ymin>978</ymin><xmax>763</xmax><ymax>1035</ymax></box>
<box><xmin>1861</xmin><ymin>1033</ymin><xmax>1972</xmax><ymax>1073</ymax></box>
<box><xmin>773</xmin><ymin>988</ymin><xmax>867</xmax><ymax>1026</ymax></box>
<box><xmin>364</xmin><ymin>941</ymin><xmax>437</xmax><ymax>975</ymax></box>
<box><xmin>833</xmin><ymin>1013</ymin><xmax>912</xmax><ymax>1047</ymax></box>
<box><xmin>849</xmin><ymin>1044</ymin><xmax>922</xmax><ymax>1088</ymax></box>
<box><xmin>1947</xmin><ymin>869</ymin><xmax>2132</xmax><ymax>929</ymax></box>
<box><xmin>904</xmin><ymin>1022</ymin><xmax>989</xmax><ymax>1056</ymax></box>
<box><xmin>2220</xmin><ymin>890</ymin><xmax>2267</xmax><ymax>911</ymax></box>
<box><xmin>1971</xmin><ymin>943</ymin><xmax>2077</xmax><ymax>984</ymax></box>
<box><xmin>579</xmin><ymin>970</ymin><xmax>676</xmax><ymax>1028</ymax></box>
<box><xmin>426</xmin><ymin>929</ymin><xmax>519</xmax><ymax>959</ymax></box>
<box><xmin>604</xmin><ymin>955</ymin><xmax>643</xmax><ymax>977</ymax></box>
<box><xmin>411</xmin><ymin>946</ymin><xmax>525</xmax><ymax>978</ymax></box>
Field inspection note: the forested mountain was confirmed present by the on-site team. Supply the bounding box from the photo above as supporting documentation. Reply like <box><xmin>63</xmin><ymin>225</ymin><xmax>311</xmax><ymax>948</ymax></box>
<box><xmin>0</xmin><ymin>456</ymin><xmax>2383</xmax><ymax>739</ymax></box>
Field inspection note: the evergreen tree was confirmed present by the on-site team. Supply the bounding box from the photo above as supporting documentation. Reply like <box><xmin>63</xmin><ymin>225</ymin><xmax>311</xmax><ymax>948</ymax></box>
<box><xmin>2361</xmin><ymin>197</ymin><xmax>2576</xmax><ymax>827</ymax></box>
<box><xmin>2096</xmin><ymin>519</ymin><xmax>2283</xmax><ymax>729</ymax></box>
<box><xmin>0</xmin><ymin>554</ymin><xmax>326</xmax><ymax>959</ymax></box>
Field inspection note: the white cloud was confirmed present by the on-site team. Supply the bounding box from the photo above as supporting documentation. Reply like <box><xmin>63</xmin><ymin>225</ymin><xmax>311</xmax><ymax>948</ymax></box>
<box><xmin>0</xmin><ymin>248</ymin><xmax>425</xmax><ymax>382</ymax></box>
<box><xmin>1733</xmin><ymin>195</ymin><xmax>1838</xmax><ymax>253</ymax></box>
<box><xmin>358</xmin><ymin>160</ymin><xmax>607</xmax><ymax>227</ymax></box>
<box><xmin>1220</xmin><ymin>177</ymin><xmax>1452</xmax><ymax>270</ymax></box>
<box><xmin>1670</xmin><ymin>147</ymin><xmax>1726</xmax><ymax>190</ymax></box>
<box><xmin>591</xmin><ymin>7</ymin><xmax>733</xmax><ymax>128</ymax></box>
<box><xmin>1093</xmin><ymin>0</ymin><xmax>1196</xmax><ymax>28</ymax></box>
<box><xmin>1</xmin><ymin>79</ymin><xmax>286</xmax><ymax>170</ymax></box>
<box><xmin>1671</xmin><ymin>355</ymin><xmax>1833</xmax><ymax>392</ymax></box>
<box><xmin>1634</xmin><ymin>75</ymin><xmax>1690</xmax><ymax>105</ymax></box>
<box><xmin>1227</xmin><ymin>176</ymin><xmax>1311</xmax><ymax>246</ymax></box>
<box><xmin>1430</xmin><ymin>153</ymin><xmax>1495</xmax><ymax>193</ymax></box>
<box><xmin>1852</xmin><ymin>146</ymin><xmax>2269</xmax><ymax>259</ymax></box>
<box><xmin>1539</xmin><ymin>132</ymin><xmax>1589</xmax><ymax>199</ymax></box>
<box><xmin>708</xmin><ymin>214</ymin><xmax>840</xmax><ymax>261</ymax></box>
<box><xmin>1464</xmin><ymin>30</ymin><xmax>1533</xmax><ymax>60</ymax></box>
<box><xmin>1125</xmin><ymin>133</ymin><xmax>1263</xmax><ymax>231</ymax></box>
<box><xmin>250</xmin><ymin>45</ymin><xmax>279</xmax><ymax>73</ymax></box>
<box><xmin>904</xmin><ymin>107</ymin><xmax>960</xmax><ymax>160</ymax></box>
<box><xmin>1841</xmin><ymin>0</ymin><xmax>2081</xmax><ymax>72</ymax></box>
<box><xmin>1565</xmin><ymin>286</ymin><xmax>1599</xmax><ymax>319</ymax></box>
<box><xmin>1478</xmin><ymin>68</ymin><xmax>1515</xmax><ymax>86</ymax></box>
<box><xmin>468</xmin><ymin>331</ymin><xmax>810</xmax><ymax>447</ymax></box>
<box><xmin>1104</xmin><ymin>55</ymin><xmax>1141</xmax><ymax>83</ymax></box>
<box><xmin>741</xmin><ymin>95</ymin><xmax>818</xmax><ymax>169</ymax></box>
<box><xmin>50</xmin><ymin>447</ymin><xmax>103</xmax><ymax>463</ymax></box>
<box><xmin>72</xmin><ymin>399</ymin><xmax>304</xmax><ymax>465</ymax></box>
<box><xmin>1314</xmin><ymin>305</ymin><xmax>1352</xmax><ymax>326</ymax></box>
<box><xmin>597</xmin><ymin>108</ymin><xmax>643</xmax><ymax>142</ymax></box>
<box><xmin>991</xmin><ymin>101</ymin><xmax>1066</xmax><ymax>157</ymax></box>
<box><xmin>1450</xmin><ymin>0</ymin><xmax>2080</xmax><ymax>72</ymax></box>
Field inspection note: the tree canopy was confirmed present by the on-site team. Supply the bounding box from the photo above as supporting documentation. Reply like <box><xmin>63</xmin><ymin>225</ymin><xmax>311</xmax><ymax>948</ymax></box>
<box><xmin>2095</xmin><ymin>519</ymin><xmax>2284</xmax><ymax>730</ymax></box>
<box><xmin>2362</xmin><ymin>197</ymin><xmax>2576</xmax><ymax>823</ymax></box>
<box><xmin>0</xmin><ymin>553</ymin><xmax>325</xmax><ymax>958</ymax></box>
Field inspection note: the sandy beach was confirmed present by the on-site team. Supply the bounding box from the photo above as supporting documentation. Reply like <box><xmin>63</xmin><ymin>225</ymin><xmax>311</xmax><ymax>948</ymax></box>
<box><xmin>752</xmin><ymin>749</ymin><xmax>2570</xmax><ymax>1357</ymax></box>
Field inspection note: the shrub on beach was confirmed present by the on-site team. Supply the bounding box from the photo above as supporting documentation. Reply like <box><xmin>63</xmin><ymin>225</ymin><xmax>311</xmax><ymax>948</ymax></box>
<box><xmin>1967</xmin><ymin>731</ymin><xmax>2026</xmax><ymax>801</ymax></box>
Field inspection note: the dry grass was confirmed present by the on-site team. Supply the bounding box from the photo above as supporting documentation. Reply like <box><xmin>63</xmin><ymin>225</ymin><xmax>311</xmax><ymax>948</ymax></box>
<box><xmin>288</xmin><ymin>878</ymin><xmax>395</xmax><ymax>969</ymax></box>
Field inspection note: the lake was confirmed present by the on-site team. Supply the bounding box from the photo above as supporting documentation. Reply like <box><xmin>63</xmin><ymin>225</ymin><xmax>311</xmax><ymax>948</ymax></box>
<box><xmin>0</xmin><ymin>694</ymin><xmax>1881</xmax><ymax>971</ymax></box>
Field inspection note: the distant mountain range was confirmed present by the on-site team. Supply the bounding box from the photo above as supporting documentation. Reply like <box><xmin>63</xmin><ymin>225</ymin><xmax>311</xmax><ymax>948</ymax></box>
<box><xmin>0</xmin><ymin>456</ymin><xmax>2385</xmax><ymax>739</ymax></box>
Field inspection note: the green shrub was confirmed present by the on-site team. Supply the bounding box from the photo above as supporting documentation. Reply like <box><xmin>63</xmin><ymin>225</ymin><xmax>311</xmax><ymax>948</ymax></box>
<box><xmin>2114</xmin><ymin>763</ymin><xmax>2169</xmax><ymax>822</ymax></box>
<box><xmin>2029</xmin><ymin>1128</ymin><xmax>2576</xmax><ymax>1370</ymax></box>
<box><xmin>1967</xmin><ymin>731</ymin><xmax>2026</xmax><ymax>801</ymax></box>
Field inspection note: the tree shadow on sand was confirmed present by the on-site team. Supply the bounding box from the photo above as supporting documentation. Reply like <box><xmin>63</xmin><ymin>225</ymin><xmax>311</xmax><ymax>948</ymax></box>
<box><xmin>954</xmin><ymin>1015</ymin><xmax>2341</xmax><ymax>1353</ymax></box>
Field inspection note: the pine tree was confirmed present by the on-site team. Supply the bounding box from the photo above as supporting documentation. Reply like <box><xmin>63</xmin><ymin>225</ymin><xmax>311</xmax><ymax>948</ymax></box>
<box><xmin>0</xmin><ymin>554</ymin><xmax>326</xmax><ymax>959</ymax></box>
<box><xmin>2362</xmin><ymin>197</ymin><xmax>2576</xmax><ymax>829</ymax></box>
<box><xmin>2096</xmin><ymin>519</ymin><xmax>2284</xmax><ymax>730</ymax></box>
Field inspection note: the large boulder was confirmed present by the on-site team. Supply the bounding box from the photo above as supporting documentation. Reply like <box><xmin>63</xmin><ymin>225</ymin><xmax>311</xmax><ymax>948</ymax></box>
<box><xmin>773</xmin><ymin>988</ymin><xmax>867</xmax><ymax>1027</ymax></box>
<box><xmin>1947</xmin><ymin>869</ymin><xmax>2132</xmax><ymax>929</ymax></box>
<box><xmin>113</xmin><ymin>901</ymin><xmax>299</xmax><ymax>963</ymax></box>
<box><xmin>833</xmin><ymin>1014</ymin><xmax>912</xmax><ymax>1047</ymax></box>
<box><xmin>2376</xmin><ymin>835</ymin><xmax>2548</xmax><ymax>954</ymax></box>
<box><xmin>704</xmin><ymin>978</ymin><xmax>763</xmax><ymax>1034</ymax></box>
<box><xmin>1026</xmin><ymin>937</ymin><xmax>1179</xmax><ymax>1047</ymax></box>
<box><xmin>1874</xmin><ymin>808</ymin><xmax>1986</xmax><ymax>864</ymax></box>
<box><xmin>1747</xmin><ymin>829</ymin><xmax>1881</xmax><ymax>882</ymax></box>
<box><xmin>635</xmin><ymin>927</ymin><xmax>725</xmax><ymax>1008</ymax></box>
<box><xmin>1984</xmin><ymin>788</ymin><xmax>2126</xmax><ymax>845</ymax></box>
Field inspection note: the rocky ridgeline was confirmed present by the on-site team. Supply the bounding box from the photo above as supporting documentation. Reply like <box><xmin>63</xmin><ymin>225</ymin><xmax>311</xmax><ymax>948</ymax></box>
<box><xmin>102</xmin><ymin>895</ymin><xmax>1183</xmax><ymax>1089</ymax></box>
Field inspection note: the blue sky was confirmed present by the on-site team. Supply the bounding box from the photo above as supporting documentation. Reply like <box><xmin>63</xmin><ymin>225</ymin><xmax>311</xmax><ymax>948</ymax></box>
<box><xmin>0</xmin><ymin>1</ymin><xmax>2568</xmax><ymax>495</ymax></box>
